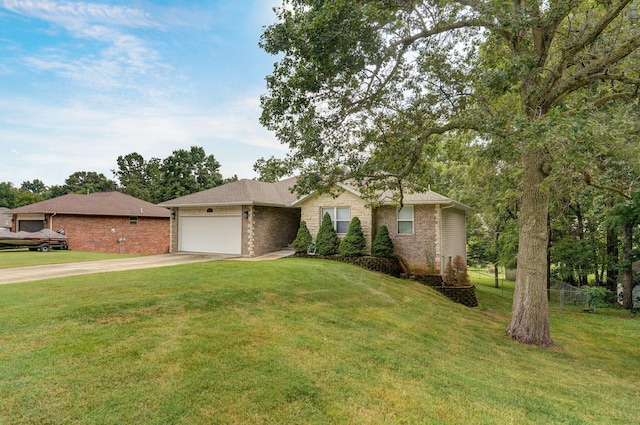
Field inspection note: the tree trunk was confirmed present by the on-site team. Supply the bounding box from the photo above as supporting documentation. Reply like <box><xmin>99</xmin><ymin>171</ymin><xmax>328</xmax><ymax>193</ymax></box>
<box><xmin>506</xmin><ymin>148</ymin><xmax>554</xmax><ymax>347</ymax></box>
<box><xmin>621</xmin><ymin>221</ymin><xmax>635</xmax><ymax>309</ymax></box>
<box><xmin>606</xmin><ymin>228</ymin><xmax>619</xmax><ymax>292</ymax></box>
<box><xmin>547</xmin><ymin>213</ymin><xmax>551</xmax><ymax>301</ymax></box>
<box><xmin>494</xmin><ymin>232</ymin><xmax>500</xmax><ymax>288</ymax></box>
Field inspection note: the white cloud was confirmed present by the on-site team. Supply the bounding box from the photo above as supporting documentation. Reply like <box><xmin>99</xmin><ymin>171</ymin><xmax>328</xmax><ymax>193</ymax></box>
<box><xmin>0</xmin><ymin>95</ymin><xmax>284</xmax><ymax>186</ymax></box>
<box><xmin>1</xmin><ymin>0</ymin><xmax>158</xmax><ymax>29</ymax></box>
<box><xmin>0</xmin><ymin>1</ymin><xmax>288</xmax><ymax>187</ymax></box>
<box><xmin>3</xmin><ymin>0</ymin><xmax>169</xmax><ymax>92</ymax></box>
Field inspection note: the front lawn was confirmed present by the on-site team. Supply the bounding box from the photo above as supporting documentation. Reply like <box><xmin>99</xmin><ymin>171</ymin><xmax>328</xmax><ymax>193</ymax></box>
<box><xmin>0</xmin><ymin>249</ymin><xmax>139</xmax><ymax>269</ymax></box>
<box><xmin>0</xmin><ymin>259</ymin><xmax>638</xmax><ymax>424</ymax></box>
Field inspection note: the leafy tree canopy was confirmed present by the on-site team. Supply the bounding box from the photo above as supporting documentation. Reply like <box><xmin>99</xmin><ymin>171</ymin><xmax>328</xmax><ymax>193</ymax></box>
<box><xmin>159</xmin><ymin>146</ymin><xmax>223</xmax><ymax>201</ymax></box>
<box><xmin>63</xmin><ymin>172</ymin><xmax>117</xmax><ymax>195</ymax></box>
<box><xmin>113</xmin><ymin>146</ymin><xmax>224</xmax><ymax>203</ymax></box>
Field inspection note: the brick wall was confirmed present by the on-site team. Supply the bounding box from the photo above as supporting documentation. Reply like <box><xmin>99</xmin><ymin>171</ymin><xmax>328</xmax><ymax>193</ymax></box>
<box><xmin>374</xmin><ymin>204</ymin><xmax>439</xmax><ymax>274</ymax></box>
<box><xmin>300</xmin><ymin>190</ymin><xmax>373</xmax><ymax>253</ymax></box>
<box><xmin>49</xmin><ymin>214</ymin><xmax>170</xmax><ymax>255</ymax></box>
<box><xmin>250</xmin><ymin>206</ymin><xmax>301</xmax><ymax>257</ymax></box>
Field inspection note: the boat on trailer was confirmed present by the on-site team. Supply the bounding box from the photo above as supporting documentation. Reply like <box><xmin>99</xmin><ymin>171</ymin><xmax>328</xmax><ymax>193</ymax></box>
<box><xmin>0</xmin><ymin>229</ymin><xmax>68</xmax><ymax>252</ymax></box>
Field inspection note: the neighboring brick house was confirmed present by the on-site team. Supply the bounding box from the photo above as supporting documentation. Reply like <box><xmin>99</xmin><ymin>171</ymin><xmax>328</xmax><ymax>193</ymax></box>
<box><xmin>0</xmin><ymin>207</ymin><xmax>12</xmax><ymax>229</ymax></box>
<box><xmin>161</xmin><ymin>178</ymin><xmax>472</xmax><ymax>275</ymax></box>
<box><xmin>10</xmin><ymin>192</ymin><xmax>170</xmax><ymax>255</ymax></box>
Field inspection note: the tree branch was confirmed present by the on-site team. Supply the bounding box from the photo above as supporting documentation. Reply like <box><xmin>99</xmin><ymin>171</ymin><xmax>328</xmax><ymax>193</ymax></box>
<box><xmin>583</xmin><ymin>171</ymin><xmax>633</xmax><ymax>199</ymax></box>
<box><xmin>546</xmin><ymin>34</ymin><xmax>640</xmax><ymax>108</ymax></box>
<box><xmin>391</xmin><ymin>19</ymin><xmax>495</xmax><ymax>49</ymax></box>
<box><xmin>557</xmin><ymin>0</ymin><xmax>634</xmax><ymax>76</ymax></box>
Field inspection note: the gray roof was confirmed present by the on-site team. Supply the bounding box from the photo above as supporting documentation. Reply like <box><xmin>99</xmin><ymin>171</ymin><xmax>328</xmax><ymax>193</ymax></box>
<box><xmin>159</xmin><ymin>176</ymin><xmax>472</xmax><ymax>212</ymax></box>
<box><xmin>377</xmin><ymin>188</ymin><xmax>474</xmax><ymax>211</ymax></box>
<box><xmin>293</xmin><ymin>182</ymin><xmax>473</xmax><ymax>211</ymax></box>
<box><xmin>158</xmin><ymin>177</ymin><xmax>299</xmax><ymax>208</ymax></box>
<box><xmin>11</xmin><ymin>192</ymin><xmax>170</xmax><ymax>218</ymax></box>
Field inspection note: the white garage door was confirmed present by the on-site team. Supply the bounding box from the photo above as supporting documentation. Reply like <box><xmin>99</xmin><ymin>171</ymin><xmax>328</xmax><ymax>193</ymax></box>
<box><xmin>179</xmin><ymin>216</ymin><xmax>242</xmax><ymax>254</ymax></box>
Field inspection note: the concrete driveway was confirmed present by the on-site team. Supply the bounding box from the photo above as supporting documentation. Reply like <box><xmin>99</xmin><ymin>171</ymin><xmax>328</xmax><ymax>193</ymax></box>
<box><xmin>0</xmin><ymin>250</ymin><xmax>296</xmax><ymax>285</ymax></box>
<box><xmin>0</xmin><ymin>253</ymin><xmax>236</xmax><ymax>285</ymax></box>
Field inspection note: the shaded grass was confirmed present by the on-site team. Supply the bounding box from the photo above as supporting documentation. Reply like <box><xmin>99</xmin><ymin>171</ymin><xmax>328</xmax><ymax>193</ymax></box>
<box><xmin>0</xmin><ymin>250</ymin><xmax>139</xmax><ymax>269</ymax></box>
<box><xmin>0</xmin><ymin>258</ymin><xmax>638</xmax><ymax>424</ymax></box>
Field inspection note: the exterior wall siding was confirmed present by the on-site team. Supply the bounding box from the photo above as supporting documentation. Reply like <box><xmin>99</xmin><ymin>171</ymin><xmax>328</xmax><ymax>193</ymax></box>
<box><xmin>300</xmin><ymin>190</ymin><xmax>373</xmax><ymax>253</ymax></box>
<box><xmin>374</xmin><ymin>204</ymin><xmax>439</xmax><ymax>274</ymax></box>
<box><xmin>250</xmin><ymin>206</ymin><xmax>301</xmax><ymax>257</ymax></box>
<box><xmin>47</xmin><ymin>214</ymin><xmax>169</xmax><ymax>255</ymax></box>
<box><xmin>441</xmin><ymin>208</ymin><xmax>468</xmax><ymax>271</ymax></box>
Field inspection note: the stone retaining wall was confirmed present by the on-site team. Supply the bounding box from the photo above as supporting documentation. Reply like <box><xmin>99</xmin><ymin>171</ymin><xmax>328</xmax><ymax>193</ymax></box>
<box><xmin>432</xmin><ymin>286</ymin><xmax>478</xmax><ymax>307</ymax></box>
<box><xmin>295</xmin><ymin>253</ymin><xmax>402</xmax><ymax>277</ymax></box>
<box><xmin>402</xmin><ymin>274</ymin><xmax>478</xmax><ymax>307</ymax></box>
<box><xmin>294</xmin><ymin>255</ymin><xmax>477</xmax><ymax>307</ymax></box>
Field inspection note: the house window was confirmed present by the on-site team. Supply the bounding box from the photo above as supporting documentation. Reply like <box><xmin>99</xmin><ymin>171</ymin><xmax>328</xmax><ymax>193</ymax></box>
<box><xmin>321</xmin><ymin>207</ymin><xmax>350</xmax><ymax>234</ymax></box>
<box><xmin>397</xmin><ymin>206</ymin><xmax>414</xmax><ymax>234</ymax></box>
<box><xmin>129</xmin><ymin>216</ymin><xmax>138</xmax><ymax>226</ymax></box>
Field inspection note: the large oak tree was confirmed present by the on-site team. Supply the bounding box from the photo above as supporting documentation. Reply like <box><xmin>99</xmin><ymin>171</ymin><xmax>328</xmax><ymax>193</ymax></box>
<box><xmin>259</xmin><ymin>0</ymin><xmax>640</xmax><ymax>346</ymax></box>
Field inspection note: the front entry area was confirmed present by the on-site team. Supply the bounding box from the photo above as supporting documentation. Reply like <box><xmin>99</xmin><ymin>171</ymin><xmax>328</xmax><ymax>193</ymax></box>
<box><xmin>178</xmin><ymin>216</ymin><xmax>242</xmax><ymax>255</ymax></box>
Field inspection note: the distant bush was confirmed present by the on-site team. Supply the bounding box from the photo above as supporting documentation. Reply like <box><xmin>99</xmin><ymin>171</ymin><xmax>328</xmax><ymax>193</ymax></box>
<box><xmin>339</xmin><ymin>217</ymin><xmax>366</xmax><ymax>256</ymax></box>
<box><xmin>315</xmin><ymin>212</ymin><xmax>339</xmax><ymax>255</ymax></box>
<box><xmin>586</xmin><ymin>286</ymin><xmax>607</xmax><ymax>313</ymax></box>
<box><xmin>371</xmin><ymin>225</ymin><xmax>394</xmax><ymax>258</ymax></box>
<box><xmin>292</xmin><ymin>221</ymin><xmax>313</xmax><ymax>253</ymax></box>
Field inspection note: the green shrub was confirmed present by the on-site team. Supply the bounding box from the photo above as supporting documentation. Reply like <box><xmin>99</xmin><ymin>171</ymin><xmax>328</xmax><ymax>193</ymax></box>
<box><xmin>315</xmin><ymin>212</ymin><xmax>339</xmax><ymax>255</ymax></box>
<box><xmin>371</xmin><ymin>225</ymin><xmax>394</xmax><ymax>258</ymax></box>
<box><xmin>587</xmin><ymin>286</ymin><xmax>608</xmax><ymax>313</ymax></box>
<box><xmin>292</xmin><ymin>221</ymin><xmax>313</xmax><ymax>253</ymax></box>
<box><xmin>339</xmin><ymin>217</ymin><xmax>366</xmax><ymax>256</ymax></box>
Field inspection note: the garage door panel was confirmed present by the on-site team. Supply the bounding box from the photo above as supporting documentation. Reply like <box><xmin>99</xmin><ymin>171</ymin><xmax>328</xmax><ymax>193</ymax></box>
<box><xmin>179</xmin><ymin>216</ymin><xmax>241</xmax><ymax>254</ymax></box>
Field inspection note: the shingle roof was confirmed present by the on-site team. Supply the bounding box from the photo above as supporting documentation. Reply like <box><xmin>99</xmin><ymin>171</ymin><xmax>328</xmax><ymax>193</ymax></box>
<box><xmin>158</xmin><ymin>177</ymin><xmax>299</xmax><ymax>207</ymax></box>
<box><xmin>11</xmin><ymin>191</ymin><xmax>170</xmax><ymax>218</ymax></box>
<box><xmin>377</xmin><ymin>188</ymin><xmax>474</xmax><ymax>211</ymax></box>
<box><xmin>293</xmin><ymin>182</ymin><xmax>473</xmax><ymax>211</ymax></box>
<box><xmin>159</xmin><ymin>176</ymin><xmax>472</xmax><ymax>212</ymax></box>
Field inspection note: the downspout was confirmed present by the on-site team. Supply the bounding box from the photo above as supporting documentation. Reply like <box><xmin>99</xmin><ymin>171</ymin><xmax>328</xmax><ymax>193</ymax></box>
<box><xmin>49</xmin><ymin>212</ymin><xmax>56</xmax><ymax>230</ymax></box>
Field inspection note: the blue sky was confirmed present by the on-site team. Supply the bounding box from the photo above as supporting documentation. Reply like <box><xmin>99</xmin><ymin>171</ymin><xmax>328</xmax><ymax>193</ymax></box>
<box><xmin>0</xmin><ymin>0</ymin><xmax>285</xmax><ymax>187</ymax></box>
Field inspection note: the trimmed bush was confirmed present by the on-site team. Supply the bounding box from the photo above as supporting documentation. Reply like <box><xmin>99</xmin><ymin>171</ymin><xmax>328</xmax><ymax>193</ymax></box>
<box><xmin>339</xmin><ymin>217</ymin><xmax>366</xmax><ymax>256</ymax></box>
<box><xmin>292</xmin><ymin>221</ymin><xmax>313</xmax><ymax>253</ymax></box>
<box><xmin>315</xmin><ymin>212</ymin><xmax>339</xmax><ymax>255</ymax></box>
<box><xmin>371</xmin><ymin>225</ymin><xmax>394</xmax><ymax>258</ymax></box>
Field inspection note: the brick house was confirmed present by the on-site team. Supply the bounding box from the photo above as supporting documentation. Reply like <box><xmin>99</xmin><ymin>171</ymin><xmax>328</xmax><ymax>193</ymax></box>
<box><xmin>160</xmin><ymin>178</ymin><xmax>472</xmax><ymax>275</ymax></box>
<box><xmin>0</xmin><ymin>207</ymin><xmax>12</xmax><ymax>229</ymax></box>
<box><xmin>10</xmin><ymin>192</ymin><xmax>170</xmax><ymax>255</ymax></box>
<box><xmin>159</xmin><ymin>178</ymin><xmax>301</xmax><ymax>257</ymax></box>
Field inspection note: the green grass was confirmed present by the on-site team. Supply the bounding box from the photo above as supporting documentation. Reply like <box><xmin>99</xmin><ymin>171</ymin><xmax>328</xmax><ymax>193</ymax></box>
<box><xmin>1</xmin><ymin>258</ymin><xmax>638</xmax><ymax>424</ymax></box>
<box><xmin>0</xmin><ymin>249</ymin><xmax>139</xmax><ymax>269</ymax></box>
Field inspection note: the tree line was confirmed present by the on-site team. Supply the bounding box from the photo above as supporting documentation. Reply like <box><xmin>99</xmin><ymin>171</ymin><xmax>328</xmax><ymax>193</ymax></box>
<box><xmin>0</xmin><ymin>146</ymin><xmax>235</xmax><ymax>208</ymax></box>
